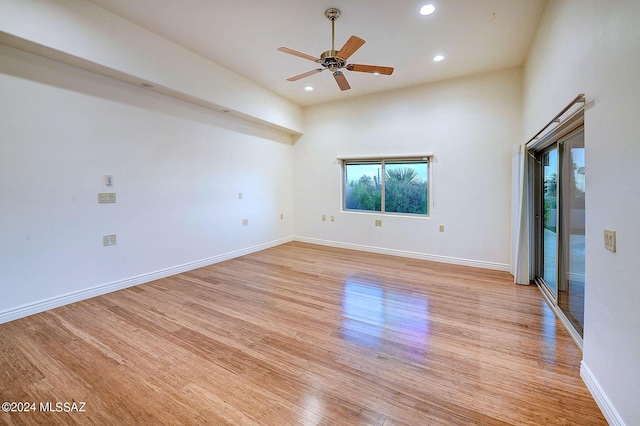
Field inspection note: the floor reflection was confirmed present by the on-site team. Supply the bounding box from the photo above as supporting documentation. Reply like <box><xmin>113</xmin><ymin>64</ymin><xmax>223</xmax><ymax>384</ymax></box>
<box><xmin>341</xmin><ymin>276</ymin><xmax>430</xmax><ymax>360</ymax></box>
<box><xmin>541</xmin><ymin>302</ymin><xmax>557</xmax><ymax>365</ymax></box>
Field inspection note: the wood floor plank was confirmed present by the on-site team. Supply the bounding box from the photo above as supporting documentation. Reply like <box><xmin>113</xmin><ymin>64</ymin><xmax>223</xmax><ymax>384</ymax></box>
<box><xmin>0</xmin><ymin>242</ymin><xmax>605</xmax><ymax>425</ymax></box>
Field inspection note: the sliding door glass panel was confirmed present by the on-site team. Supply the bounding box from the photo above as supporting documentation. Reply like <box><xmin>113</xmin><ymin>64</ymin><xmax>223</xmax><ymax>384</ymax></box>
<box><xmin>542</xmin><ymin>148</ymin><xmax>558</xmax><ymax>298</ymax></box>
<box><xmin>559</xmin><ymin>130</ymin><xmax>585</xmax><ymax>334</ymax></box>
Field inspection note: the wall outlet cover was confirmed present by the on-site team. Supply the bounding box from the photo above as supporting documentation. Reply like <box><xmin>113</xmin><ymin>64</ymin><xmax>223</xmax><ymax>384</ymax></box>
<box><xmin>98</xmin><ymin>193</ymin><xmax>116</xmax><ymax>204</ymax></box>
<box><xmin>604</xmin><ymin>229</ymin><xmax>616</xmax><ymax>252</ymax></box>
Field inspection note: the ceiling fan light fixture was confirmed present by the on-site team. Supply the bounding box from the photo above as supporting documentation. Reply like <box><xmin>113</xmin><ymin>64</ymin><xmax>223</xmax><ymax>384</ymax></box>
<box><xmin>419</xmin><ymin>4</ymin><xmax>436</xmax><ymax>16</ymax></box>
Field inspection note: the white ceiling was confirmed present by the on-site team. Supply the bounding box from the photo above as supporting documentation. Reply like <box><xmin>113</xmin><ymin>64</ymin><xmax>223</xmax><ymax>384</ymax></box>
<box><xmin>87</xmin><ymin>0</ymin><xmax>547</xmax><ymax>107</ymax></box>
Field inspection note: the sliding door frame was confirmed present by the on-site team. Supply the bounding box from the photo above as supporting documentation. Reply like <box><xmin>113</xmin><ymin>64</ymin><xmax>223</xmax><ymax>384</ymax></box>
<box><xmin>527</xmin><ymin>109</ymin><xmax>585</xmax><ymax>348</ymax></box>
<box><xmin>533</xmin><ymin>144</ymin><xmax>559</xmax><ymax>303</ymax></box>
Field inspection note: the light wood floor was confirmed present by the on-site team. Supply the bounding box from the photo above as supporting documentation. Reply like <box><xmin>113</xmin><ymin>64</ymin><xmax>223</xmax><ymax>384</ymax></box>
<box><xmin>0</xmin><ymin>242</ymin><xmax>605</xmax><ymax>425</ymax></box>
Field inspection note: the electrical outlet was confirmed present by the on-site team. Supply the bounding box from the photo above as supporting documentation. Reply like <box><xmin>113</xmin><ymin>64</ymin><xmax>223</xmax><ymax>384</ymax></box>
<box><xmin>242</xmin><ymin>219</ymin><xmax>249</xmax><ymax>226</ymax></box>
<box><xmin>375</xmin><ymin>219</ymin><xmax>382</xmax><ymax>227</ymax></box>
<box><xmin>238</xmin><ymin>192</ymin><xmax>243</xmax><ymax>199</ymax></box>
<box><xmin>322</xmin><ymin>214</ymin><xmax>326</xmax><ymax>221</ymax></box>
<box><xmin>280</xmin><ymin>213</ymin><xmax>284</xmax><ymax>220</ymax></box>
<box><xmin>604</xmin><ymin>229</ymin><xmax>616</xmax><ymax>252</ymax></box>
<box><xmin>331</xmin><ymin>216</ymin><xmax>335</xmax><ymax>222</ymax></box>
<box><xmin>98</xmin><ymin>193</ymin><xmax>116</xmax><ymax>204</ymax></box>
<box><xmin>103</xmin><ymin>234</ymin><xmax>117</xmax><ymax>246</ymax></box>
<box><xmin>439</xmin><ymin>225</ymin><xmax>445</xmax><ymax>232</ymax></box>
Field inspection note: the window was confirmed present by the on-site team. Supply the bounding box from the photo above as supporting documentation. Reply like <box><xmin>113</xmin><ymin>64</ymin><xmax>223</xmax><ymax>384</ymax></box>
<box><xmin>343</xmin><ymin>158</ymin><xmax>429</xmax><ymax>216</ymax></box>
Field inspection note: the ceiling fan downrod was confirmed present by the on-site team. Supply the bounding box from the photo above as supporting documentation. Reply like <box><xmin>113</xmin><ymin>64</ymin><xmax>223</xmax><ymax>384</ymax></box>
<box><xmin>321</xmin><ymin>8</ymin><xmax>343</xmax><ymax>71</ymax></box>
<box><xmin>325</xmin><ymin>8</ymin><xmax>341</xmax><ymax>52</ymax></box>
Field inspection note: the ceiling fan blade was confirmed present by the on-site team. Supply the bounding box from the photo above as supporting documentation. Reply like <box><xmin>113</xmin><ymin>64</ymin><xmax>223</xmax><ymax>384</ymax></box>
<box><xmin>336</xmin><ymin>36</ymin><xmax>365</xmax><ymax>60</ymax></box>
<box><xmin>346</xmin><ymin>64</ymin><xmax>394</xmax><ymax>75</ymax></box>
<box><xmin>286</xmin><ymin>69</ymin><xmax>324</xmax><ymax>81</ymax></box>
<box><xmin>277</xmin><ymin>47</ymin><xmax>320</xmax><ymax>62</ymax></box>
<box><xmin>333</xmin><ymin>71</ymin><xmax>351</xmax><ymax>91</ymax></box>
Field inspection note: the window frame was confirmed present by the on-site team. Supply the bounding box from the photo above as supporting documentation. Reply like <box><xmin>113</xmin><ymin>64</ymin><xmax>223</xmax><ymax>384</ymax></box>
<box><xmin>341</xmin><ymin>155</ymin><xmax>431</xmax><ymax>217</ymax></box>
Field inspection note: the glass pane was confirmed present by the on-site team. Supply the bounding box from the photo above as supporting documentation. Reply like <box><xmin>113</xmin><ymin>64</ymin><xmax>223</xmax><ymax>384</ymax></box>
<box><xmin>542</xmin><ymin>148</ymin><xmax>558</xmax><ymax>296</ymax></box>
<box><xmin>559</xmin><ymin>131</ymin><xmax>585</xmax><ymax>335</ymax></box>
<box><xmin>344</xmin><ymin>163</ymin><xmax>382</xmax><ymax>211</ymax></box>
<box><xmin>384</xmin><ymin>162</ymin><xmax>428</xmax><ymax>215</ymax></box>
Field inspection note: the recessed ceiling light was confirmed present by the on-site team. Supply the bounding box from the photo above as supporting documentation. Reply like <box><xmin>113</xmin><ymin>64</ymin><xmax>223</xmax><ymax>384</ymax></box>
<box><xmin>419</xmin><ymin>4</ymin><xmax>436</xmax><ymax>16</ymax></box>
<box><xmin>433</xmin><ymin>54</ymin><xmax>445</xmax><ymax>62</ymax></box>
<box><xmin>304</xmin><ymin>86</ymin><xmax>314</xmax><ymax>91</ymax></box>
<box><xmin>373</xmin><ymin>72</ymin><xmax>380</xmax><ymax>76</ymax></box>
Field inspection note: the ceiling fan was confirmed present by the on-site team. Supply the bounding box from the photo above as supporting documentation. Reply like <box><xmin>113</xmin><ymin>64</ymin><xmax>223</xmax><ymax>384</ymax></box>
<box><xmin>277</xmin><ymin>8</ymin><xmax>394</xmax><ymax>91</ymax></box>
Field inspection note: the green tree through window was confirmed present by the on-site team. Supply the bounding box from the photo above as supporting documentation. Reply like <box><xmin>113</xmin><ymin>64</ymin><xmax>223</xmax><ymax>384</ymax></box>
<box><xmin>344</xmin><ymin>159</ymin><xmax>428</xmax><ymax>215</ymax></box>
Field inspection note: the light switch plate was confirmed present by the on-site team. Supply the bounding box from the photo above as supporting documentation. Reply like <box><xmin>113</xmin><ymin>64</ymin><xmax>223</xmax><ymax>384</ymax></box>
<box><xmin>604</xmin><ymin>229</ymin><xmax>616</xmax><ymax>252</ymax></box>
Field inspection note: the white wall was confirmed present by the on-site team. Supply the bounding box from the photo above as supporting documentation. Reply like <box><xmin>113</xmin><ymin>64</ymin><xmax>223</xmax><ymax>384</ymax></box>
<box><xmin>293</xmin><ymin>68</ymin><xmax>522</xmax><ymax>270</ymax></box>
<box><xmin>0</xmin><ymin>0</ymin><xmax>303</xmax><ymax>134</ymax></box>
<box><xmin>0</xmin><ymin>44</ymin><xmax>294</xmax><ymax>321</ymax></box>
<box><xmin>523</xmin><ymin>0</ymin><xmax>640</xmax><ymax>423</ymax></box>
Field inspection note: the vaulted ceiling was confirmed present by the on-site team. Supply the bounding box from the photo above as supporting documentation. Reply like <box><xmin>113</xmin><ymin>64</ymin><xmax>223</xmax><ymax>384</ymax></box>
<box><xmin>88</xmin><ymin>0</ymin><xmax>547</xmax><ymax>107</ymax></box>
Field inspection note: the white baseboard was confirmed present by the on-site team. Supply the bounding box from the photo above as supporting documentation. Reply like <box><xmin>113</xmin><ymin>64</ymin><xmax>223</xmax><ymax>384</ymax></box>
<box><xmin>294</xmin><ymin>236</ymin><xmax>510</xmax><ymax>272</ymax></box>
<box><xmin>0</xmin><ymin>237</ymin><xmax>293</xmax><ymax>325</ymax></box>
<box><xmin>1</xmin><ymin>236</ymin><xmax>508</xmax><ymax>324</ymax></box>
<box><xmin>581</xmin><ymin>361</ymin><xmax>625</xmax><ymax>425</ymax></box>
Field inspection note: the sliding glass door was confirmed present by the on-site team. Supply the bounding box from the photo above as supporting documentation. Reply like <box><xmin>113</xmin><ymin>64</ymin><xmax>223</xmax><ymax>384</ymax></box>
<box><xmin>534</xmin><ymin>126</ymin><xmax>585</xmax><ymax>337</ymax></box>
<box><xmin>541</xmin><ymin>147</ymin><xmax>558</xmax><ymax>298</ymax></box>
<box><xmin>559</xmin><ymin>130</ymin><xmax>585</xmax><ymax>335</ymax></box>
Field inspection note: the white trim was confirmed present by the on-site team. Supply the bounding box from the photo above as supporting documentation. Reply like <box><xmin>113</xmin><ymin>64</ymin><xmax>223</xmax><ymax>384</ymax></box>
<box><xmin>0</xmin><ymin>237</ymin><xmax>293</xmax><ymax>325</ymax></box>
<box><xmin>337</xmin><ymin>153</ymin><xmax>434</xmax><ymax>160</ymax></box>
<box><xmin>294</xmin><ymin>236</ymin><xmax>510</xmax><ymax>271</ymax></box>
<box><xmin>581</xmin><ymin>361</ymin><xmax>625</xmax><ymax>426</ymax></box>
<box><xmin>512</xmin><ymin>143</ymin><xmax>523</xmax><ymax>156</ymax></box>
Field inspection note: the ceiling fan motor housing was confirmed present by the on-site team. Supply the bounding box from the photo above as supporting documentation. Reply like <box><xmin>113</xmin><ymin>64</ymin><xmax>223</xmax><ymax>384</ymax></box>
<box><xmin>319</xmin><ymin>50</ymin><xmax>346</xmax><ymax>71</ymax></box>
